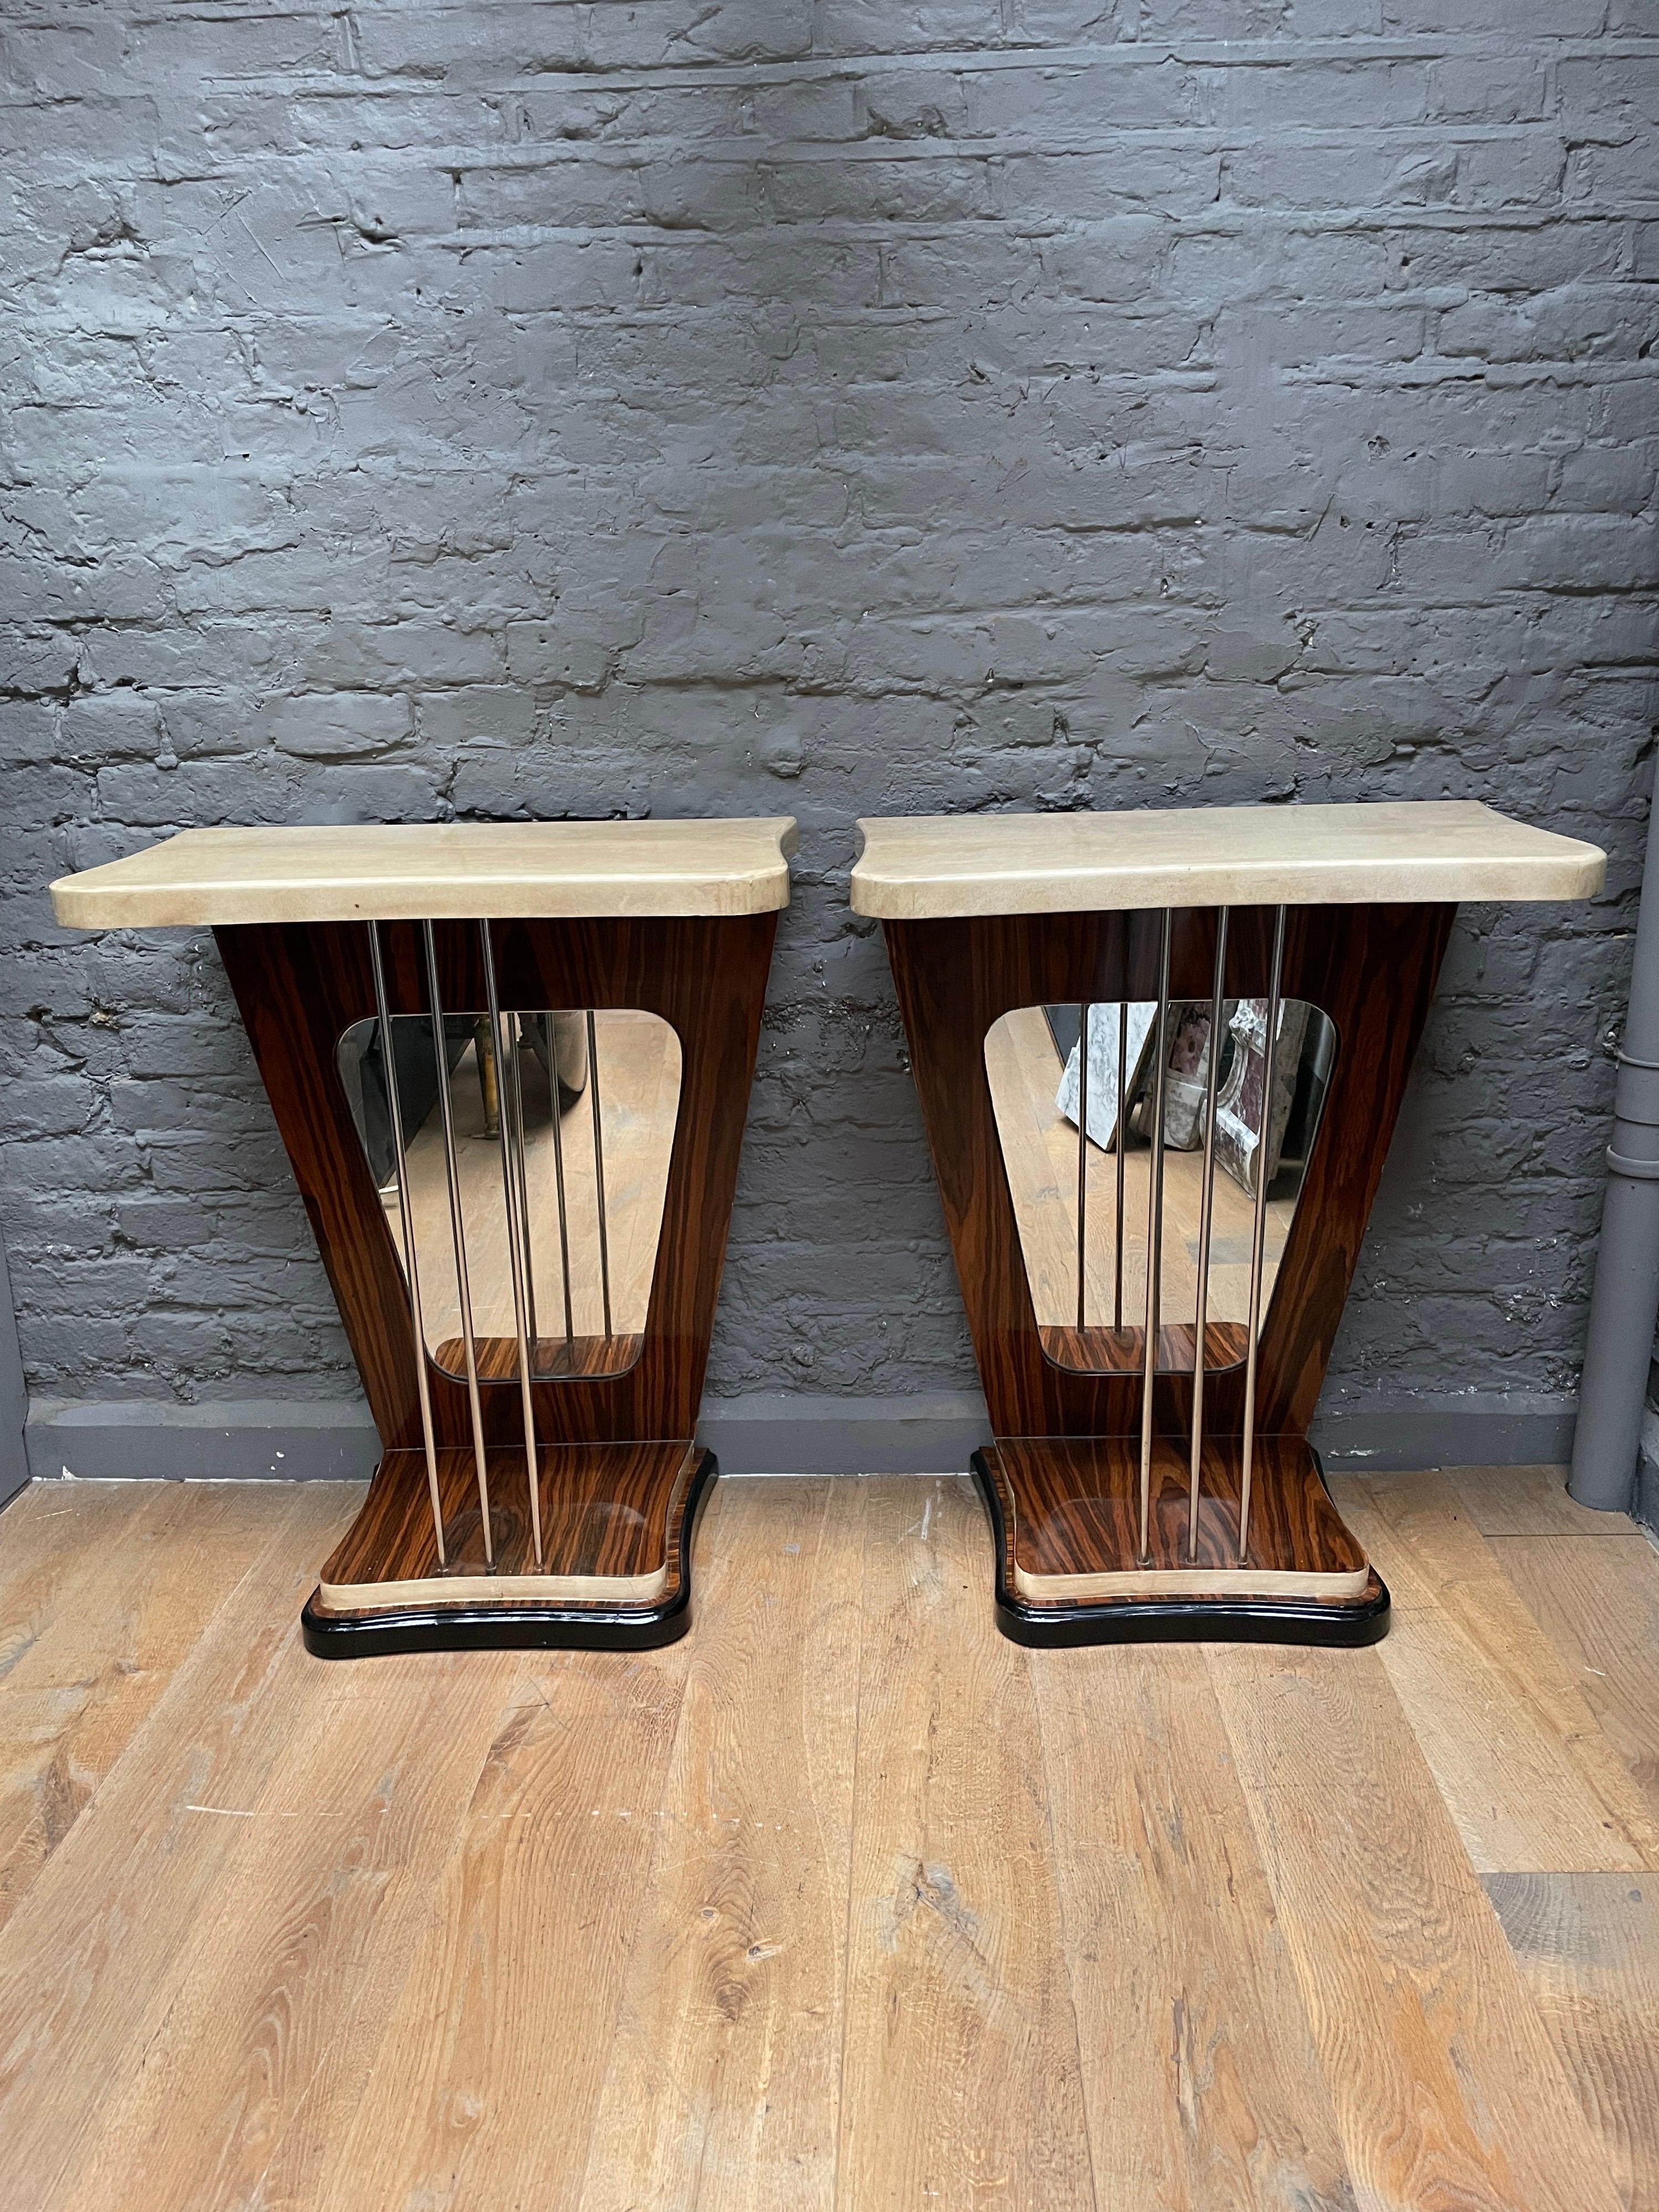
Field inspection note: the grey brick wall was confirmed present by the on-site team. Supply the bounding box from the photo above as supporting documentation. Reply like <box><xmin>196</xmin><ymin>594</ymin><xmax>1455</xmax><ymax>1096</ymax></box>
<box><xmin>2</xmin><ymin>3</ymin><xmax>1655</xmax><ymax>1448</ymax></box>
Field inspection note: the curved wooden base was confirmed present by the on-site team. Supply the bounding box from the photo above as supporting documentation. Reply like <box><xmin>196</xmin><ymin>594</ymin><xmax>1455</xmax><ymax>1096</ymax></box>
<box><xmin>301</xmin><ymin>1444</ymin><xmax>716</xmax><ymax>1657</ymax></box>
<box><xmin>971</xmin><ymin>1444</ymin><xmax>1390</xmax><ymax>1647</ymax></box>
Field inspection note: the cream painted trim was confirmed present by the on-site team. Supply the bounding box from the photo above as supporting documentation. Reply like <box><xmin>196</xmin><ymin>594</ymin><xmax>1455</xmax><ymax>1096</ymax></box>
<box><xmin>313</xmin><ymin>1558</ymin><xmax>670</xmax><ymax>1613</ymax></box>
<box><xmin>1010</xmin><ymin>1556</ymin><xmax>1374</xmax><ymax>1602</ymax></box>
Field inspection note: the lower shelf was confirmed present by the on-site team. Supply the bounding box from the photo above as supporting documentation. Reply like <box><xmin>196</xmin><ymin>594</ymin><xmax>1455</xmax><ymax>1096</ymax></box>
<box><xmin>973</xmin><ymin>1435</ymin><xmax>1388</xmax><ymax>1647</ymax></box>
<box><xmin>301</xmin><ymin>1441</ymin><xmax>714</xmax><ymax>1657</ymax></box>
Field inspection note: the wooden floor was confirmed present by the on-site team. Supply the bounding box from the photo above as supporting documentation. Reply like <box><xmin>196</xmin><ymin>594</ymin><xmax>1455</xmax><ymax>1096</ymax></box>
<box><xmin>1</xmin><ymin>1468</ymin><xmax>1657</xmax><ymax>2211</ymax></box>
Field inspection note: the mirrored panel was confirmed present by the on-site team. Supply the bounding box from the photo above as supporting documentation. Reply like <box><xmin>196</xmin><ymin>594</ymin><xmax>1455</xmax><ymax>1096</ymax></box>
<box><xmin>337</xmin><ymin>1009</ymin><xmax>681</xmax><ymax>1382</ymax></box>
<box><xmin>984</xmin><ymin>998</ymin><xmax>1335</xmax><ymax>1374</ymax></box>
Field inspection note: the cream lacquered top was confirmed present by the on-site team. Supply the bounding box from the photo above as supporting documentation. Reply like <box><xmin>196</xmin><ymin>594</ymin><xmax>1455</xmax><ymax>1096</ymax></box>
<box><xmin>849</xmin><ymin>802</ymin><xmax>1604</xmax><ymax>919</ymax></box>
<box><xmin>50</xmin><ymin>819</ymin><xmax>799</xmax><ymax>928</ymax></box>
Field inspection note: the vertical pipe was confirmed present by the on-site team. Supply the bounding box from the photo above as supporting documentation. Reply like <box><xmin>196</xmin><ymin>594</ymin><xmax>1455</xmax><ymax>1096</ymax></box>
<box><xmin>1076</xmin><ymin>1000</ymin><xmax>1090</xmax><ymax>1335</ymax></box>
<box><xmin>368</xmin><ymin>922</ymin><xmax>447</xmax><ymax>1569</ymax></box>
<box><xmin>1114</xmin><ymin>995</ymin><xmax>1128</xmax><ymax>1331</ymax></box>
<box><xmin>1238</xmin><ymin>905</ymin><xmax>1287</xmax><ymax>1567</ymax></box>
<box><xmin>480</xmin><ymin>922</ymin><xmax>543</xmax><ymax>1567</ymax></box>
<box><xmin>507</xmin><ymin>1023</ymin><xmax>539</xmax><ymax>1358</ymax></box>
<box><xmin>1138</xmin><ymin>910</ymin><xmax>1173</xmax><ymax>1563</ymax></box>
<box><xmin>1188</xmin><ymin>906</ymin><xmax>1229</xmax><ymax>1562</ymax></box>
<box><xmin>1571</xmin><ymin>752</ymin><xmax>1659</xmax><ymax>1510</ymax></box>
<box><xmin>547</xmin><ymin>1019</ymin><xmax>577</xmax><ymax>1361</ymax></box>
<box><xmin>421</xmin><ymin>920</ymin><xmax>494</xmax><ymax>1566</ymax></box>
<box><xmin>587</xmin><ymin>1009</ymin><xmax>613</xmax><ymax>1339</ymax></box>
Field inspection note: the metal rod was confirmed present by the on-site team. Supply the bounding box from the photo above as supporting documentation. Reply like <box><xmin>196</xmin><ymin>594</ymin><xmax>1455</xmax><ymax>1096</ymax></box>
<box><xmin>1075</xmin><ymin>1000</ymin><xmax>1089</xmax><ymax>1334</ymax></box>
<box><xmin>421</xmin><ymin>919</ymin><xmax>493</xmax><ymax>1566</ymax></box>
<box><xmin>1114</xmin><ymin>995</ymin><xmax>1127</xmax><ymax>1331</ymax></box>
<box><xmin>507</xmin><ymin>1022</ymin><xmax>539</xmax><ymax>1356</ymax></box>
<box><xmin>547</xmin><ymin>1012</ymin><xmax>577</xmax><ymax>1360</ymax></box>
<box><xmin>368</xmin><ymin>922</ymin><xmax>446</xmax><ymax>1570</ymax></box>
<box><xmin>1138</xmin><ymin>910</ymin><xmax>1173</xmax><ymax>1564</ymax></box>
<box><xmin>1238</xmin><ymin>905</ymin><xmax>1287</xmax><ymax>1567</ymax></box>
<box><xmin>1188</xmin><ymin>907</ymin><xmax>1229</xmax><ymax>1563</ymax></box>
<box><xmin>586</xmin><ymin>1009</ymin><xmax>613</xmax><ymax>1339</ymax></box>
<box><xmin>481</xmin><ymin>922</ymin><xmax>543</xmax><ymax>1567</ymax></box>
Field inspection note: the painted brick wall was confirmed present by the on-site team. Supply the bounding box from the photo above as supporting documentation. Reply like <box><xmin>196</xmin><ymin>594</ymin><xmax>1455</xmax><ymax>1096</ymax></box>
<box><xmin>2</xmin><ymin>2</ymin><xmax>1655</xmax><ymax>1441</ymax></box>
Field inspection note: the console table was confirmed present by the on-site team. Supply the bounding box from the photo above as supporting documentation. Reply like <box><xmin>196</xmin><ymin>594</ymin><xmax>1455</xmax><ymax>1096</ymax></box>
<box><xmin>51</xmin><ymin>818</ymin><xmax>796</xmax><ymax>1656</ymax></box>
<box><xmin>852</xmin><ymin>800</ymin><xmax>1604</xmax><ymax>1645</ymax></box>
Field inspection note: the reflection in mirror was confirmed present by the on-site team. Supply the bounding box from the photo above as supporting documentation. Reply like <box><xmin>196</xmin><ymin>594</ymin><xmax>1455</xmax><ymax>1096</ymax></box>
<box><xmin>337</xmin><ymin>1009</ymin><xmax>681</xmax><ymax>1381</ymax></box>
<box><xmin>985</xmin><ymin>998</ymin><xmax>1335</xmax><ymax>1374</ymax></box>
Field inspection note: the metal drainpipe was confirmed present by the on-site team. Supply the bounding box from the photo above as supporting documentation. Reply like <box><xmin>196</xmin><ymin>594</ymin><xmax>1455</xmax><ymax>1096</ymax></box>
<box><xmin>1569</xmin><ymin>754</ymin><xmax>1659</xmax><ymax>1510</ymax></box>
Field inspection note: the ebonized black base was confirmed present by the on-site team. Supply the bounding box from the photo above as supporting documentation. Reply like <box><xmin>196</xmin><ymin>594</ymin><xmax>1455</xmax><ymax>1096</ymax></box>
<box><xmin>301</xmin><ymin>1449</ymin><xmax>718</xmax><ymax>1658</ymax></box>
<box><xmin>971</xmin><ymin>1449</ymin><xmax>1391</xmax><ymax>1648</ymax></box>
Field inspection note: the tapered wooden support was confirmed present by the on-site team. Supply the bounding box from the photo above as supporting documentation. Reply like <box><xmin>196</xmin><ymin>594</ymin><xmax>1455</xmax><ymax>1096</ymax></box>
<box><xmin>853</xmin><ymin>802</ymin><xmax>1605</xmax><ymax>1646</ymax></box>
<box><xmin>50</xmin><ymin>820</ymin><xmax>796</xmax><ymax>1656</ymax></box>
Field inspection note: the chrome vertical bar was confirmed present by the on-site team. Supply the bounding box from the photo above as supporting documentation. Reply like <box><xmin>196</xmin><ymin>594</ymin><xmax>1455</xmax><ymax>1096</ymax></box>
<box><xmin>480</xmin><ymin>922</ymin><xmax>542</xmax><ymax>1567</ymax></box>
<box><xmin>586</xmin><ymin>1009</ymin><xmax>613</xmax><ymax>1339</ymax></box>
<box><xmin>368</xmin><ymin>923</ymin><xmax>447</xmax><ymax>1569</ymax></box>
<box><xmin>1188</xmin><ymin>907</ymin><xmax>1229</xmax><ymax>1561</ymax></box>
<box><xmin>1138</xmin><ymin>910</ymin><xmax>1173</xmax><ymax>1563</ymax></box>
<box><xmin>1238</xmin><ymin>905</ymin><xmax>1287</xmax><ymax>1567</ymax></box>
<box><xmin>507</xmin><ymin>1023</ymin><xmax>538</xmax><ymax>1355</ymax></box>
<box><xmin>1075</xmin><ymin>1000</ymin><xmax>1089</xmax><ymax>1335</ymax></box>
<box><xmin>1114</xmin><ymin>995</ymin><xmax>1128</xmax><ymax>1331</ymax></box>
<box><xmin>421</xmin><ymin>919</ymin><xmax>493</xmax><ymax>1566</ymax></box>
<box><xmin>547</xmin><ymin>1016</ymin><xmax>576</xmax><ymax>1360</ymax></box>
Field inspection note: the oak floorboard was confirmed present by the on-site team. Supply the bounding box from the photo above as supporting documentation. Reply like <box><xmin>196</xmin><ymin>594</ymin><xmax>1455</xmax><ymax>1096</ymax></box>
<box><xmin>1032</xmin><ymin>1640</ymin><xmax>1354</xmax><ymax>2211</ymax></box>
<box><xmin>0</xmin><ymin>1484</ymin><xmax>360</xmax><ymax>2212</ymax></box>
<box><xmin>312</xmin><ymin>1630</ymin><xmax>692</xmax><ymax>2210</ymax></box>
<box><xmin>1447</xmin><ymin>1465</ymin><xmax>1635</xmax><ymax>1540</ymax></box>
<box><xmin>1496</xmin><ymin>1533</ymin><xmax>1659</xmax><ymax>1829</ymax></box>
<box><xmin>1211</xmin><ymin>1643</ymin><xmax>1628</xmax><ymax>2212</ymax></box>
<box><xmin>838</xmin><ymin>1478</ymin><xmax>1095</xmax><ymax>2212</ymax></box>
<box><xmin>1484</xmin><ymin>1871</ymin><xmax>1659</xmax><ymax>2212</ymax></box>
<box><xmin>1334</xmin><ymin>1471</ymin><xmax>1659</xmax><ymax>1873</ymax></box>
<box><xmin>582</xmin><ymin>1479</ymin><xmax>865</xmax><ymax>2212</ymax></box>
<box><xmin>0</xmin><ymin>1481</ymin><xmax>291</xmax><ymax>1931</ymax></box>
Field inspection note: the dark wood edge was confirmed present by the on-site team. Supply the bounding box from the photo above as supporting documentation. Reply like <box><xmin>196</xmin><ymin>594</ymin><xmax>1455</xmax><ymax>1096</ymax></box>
<box><xmin>299</xmin><ymin>1447</ymin><xmax>718</xmax><ymax>1658</ymax></box>
<box><xmin>968</xmin><ymin>1448</ymin><xmax>1391</xmax><ymax>1648</ymax></box>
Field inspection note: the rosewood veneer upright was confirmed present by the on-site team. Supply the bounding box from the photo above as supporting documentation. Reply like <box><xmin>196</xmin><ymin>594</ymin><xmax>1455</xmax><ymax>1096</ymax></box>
<box><xmin>853</xmin><ymin>801</ymin><xmax>1605</xmax><ymax>1646</ymax></box>
<box><xmin>51</xmin><ymin>818</ymin><xmax>796</xmax><ymax>1656</ymax></box>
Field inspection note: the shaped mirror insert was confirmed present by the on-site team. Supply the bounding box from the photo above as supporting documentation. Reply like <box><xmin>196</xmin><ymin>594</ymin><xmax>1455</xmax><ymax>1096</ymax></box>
<box><xmin>985</xmin><ymin>998</ymin><xmax>1336</xmax><ymax>1374</ymax></box>
<box><xmin>337</xmin><ymin>1009</ymin><xmax>681</xmax><ymax>1381</ymax></box>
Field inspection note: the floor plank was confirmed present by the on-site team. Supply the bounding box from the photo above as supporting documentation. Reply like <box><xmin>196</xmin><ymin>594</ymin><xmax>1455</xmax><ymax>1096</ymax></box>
<box><xmin>1335</xmin><ymin>1471</ymin><xmax>1659</xmax><ymax>1873</ymax></box>
<box><xmin>838</xmin><ymin>1478</ymin><xmax>1095</xmax><ymax>2211</ymax></box>
<box><xmin>1211</xmin><ymin>1642</ymin><xmax>1628</xmax><ymax>2212</ymax></box>
<box><xmin>1484</xmin><ymin>1872</ymin><xmax>1659</xmax><ymax>2212</ymax></box>
<box><xmin>1497</xmin><ymin>1533</ymin><xmax>1659</xmax><ymax>1828</ymax></box>
<box><xmin>312</xmin><ymin>1655</ymin><xmax>691</xmax><ymax>2212</ymax></box>
<box><xmin>583</xmin><ymin>1479</ymin><xmax>865</xmax><ymax>2211</ymax></box>
<box><xmin>0</xmin><ymin>1482</ymin><xmax>294</xmax><ymax>1931</ymax></box>
<box><xmin>1032</xmin><ymin>1639</ymin><xmax>1354</xmax><ymax>2211</ymax></box>
<box><xmin>0</xmin><ymin>1484</ymin><xmax>359</xmax><ymax>2211</ymax></box>
<box><xmin>1448</xmin><ymin>1465</ymin><xmax>1636</xmax><ymax>1540</ymax></box>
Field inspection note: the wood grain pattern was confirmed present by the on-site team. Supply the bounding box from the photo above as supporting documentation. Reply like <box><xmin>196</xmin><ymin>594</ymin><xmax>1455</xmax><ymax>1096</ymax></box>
<box><xmin>884</xmin><ymin>901</ymin><xmax>1454</xmax><ymax>1447</ymax></box>
<box><xmin>1497</xmin><ymin>1532</ymin><xmax>1659</xmax><ymax>1829</ymax></box>
<box><xmin>1031</xmin><ymin>1639</ymin><xmax>1354</xmax><ymax>2208</ymax></box>
<box><xmin>1449</xmin><ymin>1464</ymin><xmax>1631</xmax><ymax>1538</ymax></box>
<box><xmin>1212</xmin><ymin>1642</ymin><xmax>1629</xmax><ymax>2212</ymax></box>
<box><xmin>838</xmin><ymin>1478</ymin><xmax>1094</xmax><ymax>2209</ymax></box>
<box><xmin>213</xmin><ymin>910</ymin><xmax>776</xmax><ymax>1631</ymax></box>
<box><xmin>0</xmin><ymin>1483</ymin><xmax>282</xmax><ymax>1932</ymax></box>
<box><xmin>432</xmin><ymin>1333</ymin><xmax>643</xmax><ymax>1381</ymax></box>
<box><xmin>314</xmin><ymin>1442</ymin><xmax>700</xmax><ymax>1613</ymax></box>
<box><xmin>1336</xmin><ymin>1472</ymin><xmax>1659</xmax><ymax>1873</ymax></box>
<box><xmin>986</xmin><ymin>1434</ymin><xmax>1369</xmax><ymax>1599</ymax></box>
<box><xmin>4</xmin><ymin>1473</ymin><xmax>1659</xmax><ymax>2210</ymax></box>
<box><xmin>582</xmin><ymin>1479</ymin><xmax>865</xmax><ymax>2210</ymax></box>
<box><xmin>1485</xmin><ymin>1871</ymin><xmax>1659</xmax><ymax>2212</ymax></box>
